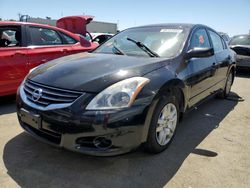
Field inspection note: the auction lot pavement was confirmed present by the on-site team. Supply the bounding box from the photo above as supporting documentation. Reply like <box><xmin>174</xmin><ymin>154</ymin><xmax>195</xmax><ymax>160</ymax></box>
<box><xmin>0</xmin><ymin>71</ymin><xmax>250</xmax><ymax>188</ymax></box>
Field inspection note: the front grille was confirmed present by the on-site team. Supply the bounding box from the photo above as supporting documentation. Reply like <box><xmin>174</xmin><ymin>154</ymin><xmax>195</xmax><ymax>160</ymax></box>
<box><xmin>23</xmin><ymin>80</ymin><xmax>83</xmax><ymax>107</ymax></box>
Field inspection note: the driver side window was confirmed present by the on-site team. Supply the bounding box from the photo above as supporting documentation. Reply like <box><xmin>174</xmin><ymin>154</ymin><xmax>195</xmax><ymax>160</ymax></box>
<box><xmin>0</xmin><ymin>26</ymin><xmax>22</xmax><ymax>47</ymax></box>
<box><xmin>189</xmin><ymin>28</ymin><xmax>211</xmax><ymax>49</ymax></box>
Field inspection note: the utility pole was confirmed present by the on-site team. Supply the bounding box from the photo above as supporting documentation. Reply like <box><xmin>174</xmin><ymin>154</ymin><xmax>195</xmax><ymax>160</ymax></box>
<box><xmin>19</xmin><ymin>15</ymin><xmax>30</xmax><ymax>22</ymax></box>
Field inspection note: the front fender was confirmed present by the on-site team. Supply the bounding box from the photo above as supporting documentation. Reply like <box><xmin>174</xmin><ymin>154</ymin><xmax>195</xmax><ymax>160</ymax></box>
<box><xmin>138</xmin><ymin>66</ymin><xmax>188</xmax><ymax>143</ymax></box>
<box><xmin>142</xmin><ymin>66</ymin><xmax>188</xmax><ymax>109</ymax></box>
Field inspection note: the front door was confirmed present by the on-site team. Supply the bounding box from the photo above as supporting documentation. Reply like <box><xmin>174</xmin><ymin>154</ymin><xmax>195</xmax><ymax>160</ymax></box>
<box><xmin>185</xmin><ymin>28</ymin><xmax>217</xmax><ymax>106</ymax></box>
<box><xmin>0</xmin><ymin>25</ymin><xmax>28</xmax><ymax>96</ymax></box>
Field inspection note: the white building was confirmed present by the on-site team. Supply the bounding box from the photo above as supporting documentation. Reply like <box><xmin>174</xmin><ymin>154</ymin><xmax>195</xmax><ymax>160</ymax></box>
<box><xmin>26</xmin><ymin>17</ymin><xmax>118</xmax><ymax>34</ymax></box>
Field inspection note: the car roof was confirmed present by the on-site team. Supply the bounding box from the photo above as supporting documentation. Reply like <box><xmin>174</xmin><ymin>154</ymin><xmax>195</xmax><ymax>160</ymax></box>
<box><xmin>218</xmin><ymin>32</ymin><xmax>229</xmax><ymax>35</ymax></box>
<box><xmin>231</xmin><ymin>34</ymin><xmax>250</xmax><ymax>38</ymax></box>
<box><xmin>130</xmin><ymin>23</ymin><xmax>196</xmax><ymax>29</ymax></box>
<box><xmin>129</xmin><ymin>23</ymin><xmax>223</xmax><ymax>37</ymax></box>
<box><xmin>0</xmin><ymin>21</ymin><xmax>80</xmax><ymax>41</ymax></box>
<box><xmin>1</xmin><ymin>21</ymin><xmax>57</xmax><ymax>29</ymax></box>
<box><xmin>91</xmin><ymin>33</ymin><xmax>114</xmax><ymax>38</ymax></box>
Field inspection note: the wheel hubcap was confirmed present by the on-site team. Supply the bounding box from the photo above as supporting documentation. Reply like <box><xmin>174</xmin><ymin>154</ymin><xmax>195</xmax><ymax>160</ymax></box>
<box><xmin>156</xmin><ymin>103</ymin><xmax>177</xmax><ymax>146</ymax></box>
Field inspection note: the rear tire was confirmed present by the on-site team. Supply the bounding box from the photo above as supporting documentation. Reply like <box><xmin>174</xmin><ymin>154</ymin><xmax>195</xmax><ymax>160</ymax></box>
<box><xmin>144</xmin><ymin>94</ymin><xmax>179</xmax><ymax>154</ymax></box>
<box><xmin>218</xmin><ymin>71</ymin><xmax>233</xmax><ymax>99</ymax></box>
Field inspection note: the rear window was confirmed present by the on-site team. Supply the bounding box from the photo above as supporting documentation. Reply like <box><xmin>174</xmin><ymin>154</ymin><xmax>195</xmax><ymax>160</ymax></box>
<box><xmin>229</xmin><ymin>35</ymin><xmax>250</xmax><ymax>46</ymax></box>
<box><xmin>61</xmin><ymin>32</ymin><xmax>77</xmax><ymax>44</ymax></box>
<box><xmin>208</xmin><ymin>30</ymin><xmax>224</xmax><ymax>53</ymax></box>
<box><xmin>221</xmin><ymin>34</ymin><xmax>230</xmax><ymax>42</ymax></box>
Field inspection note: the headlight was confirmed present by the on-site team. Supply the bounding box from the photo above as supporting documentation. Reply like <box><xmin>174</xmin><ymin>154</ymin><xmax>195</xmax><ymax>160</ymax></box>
<box><xmin>86</xmin><ymin>77</ymin><xmax>150</xmax><ymax>110</ymax></box>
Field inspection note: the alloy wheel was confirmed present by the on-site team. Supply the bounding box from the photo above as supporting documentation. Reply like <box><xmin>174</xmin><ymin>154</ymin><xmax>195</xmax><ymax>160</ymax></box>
<box><xmin>156</xmin><ymin>103</ymin><xmax>178</xmax><ymax>146</ymax></box>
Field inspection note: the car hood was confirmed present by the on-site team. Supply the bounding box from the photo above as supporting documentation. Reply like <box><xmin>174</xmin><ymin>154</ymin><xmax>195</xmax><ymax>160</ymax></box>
<box><xmin>28</xmin><ymin>53</ymin><xmax>167</xmax><ymax>92</ymax></box>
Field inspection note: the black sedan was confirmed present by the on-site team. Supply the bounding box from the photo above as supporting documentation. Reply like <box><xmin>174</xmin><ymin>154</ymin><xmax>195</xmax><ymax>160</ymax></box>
<box><xmin>229</xmin><ymin>34</ymin><xmax>250</xmax><ymax>69</ymax></box>
<box><xmin>16</xmin><ymin>24</ymin><xmax>236</xmax><ymax>156</ymax></box>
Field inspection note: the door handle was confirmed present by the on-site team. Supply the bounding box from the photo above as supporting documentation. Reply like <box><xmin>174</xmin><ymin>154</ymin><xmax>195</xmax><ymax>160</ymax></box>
<box><xmin>11</xmin><ymin>51</ymin><xmax>26</xmax><ymax>56</ymax></box>
<box><xmin>61</xmin><ymin>49</ymin><xmax>68</xmax><ymax>53</ymax></box>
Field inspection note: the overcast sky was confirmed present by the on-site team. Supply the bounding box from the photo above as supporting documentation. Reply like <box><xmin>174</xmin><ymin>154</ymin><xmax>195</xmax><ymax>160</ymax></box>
<box><xmin>0</xmin><ymin>0</ymin><xmax>249</xmax><ymax>36</ymax></box>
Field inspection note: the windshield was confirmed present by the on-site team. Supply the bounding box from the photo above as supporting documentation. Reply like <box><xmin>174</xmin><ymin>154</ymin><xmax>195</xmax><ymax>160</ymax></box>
<box><xmin>78</xmin><ymin>33</ymin><xmax>92</xmax><ymax>42</ymax></box>
<box><xmin>229</xmin><ymin>35</ymin><xmax>250</xmax><ymax>46</ymax></box>
<box><xmin>94</xmin><ymin>27</ymin><xmax>188</xmax><ymax>58</ymax></box>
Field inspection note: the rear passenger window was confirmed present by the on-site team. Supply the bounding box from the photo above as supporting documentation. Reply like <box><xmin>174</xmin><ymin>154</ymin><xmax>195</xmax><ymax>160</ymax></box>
<box><xmin>208</xmin><ymin>30</ymin><xmax>224</xmax><ymax>53</ymax></box>
<box><xmin>222</xmin><ymin>38</ymin><xmax>227</xmax><ymax>49</ymax></box>
<box><xmin>189</xmin><ymin>28</ymin><xmax>210</xmax><ymax>49</ymax></box>
<box><xmin>61</xmin><ymin>33</ymin><xmax>77</xmax><ymax>44</ymax></box>
<box><xmin>29</xmin><ymin>27</ymin><xmax>63</xmax><ymax>46</ymax></box>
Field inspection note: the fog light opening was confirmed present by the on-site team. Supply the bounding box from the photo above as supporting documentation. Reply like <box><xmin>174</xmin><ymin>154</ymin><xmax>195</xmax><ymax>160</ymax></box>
<box><xmin>93</xmin><ymin>137</ymin><xmax>112</xmax><ymax>150</ymax></box>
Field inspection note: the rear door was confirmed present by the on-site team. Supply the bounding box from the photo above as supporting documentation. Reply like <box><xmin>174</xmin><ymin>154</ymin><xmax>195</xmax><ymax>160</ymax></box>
<box><xmin>0</xmin><ymin>25</ymin><xmax>29</xmax><ymax>96</ymax></box>
<box><xmin>208</xmin><ymin>30</ymin><xmax>230</xmax><ymax>86</ymax></box>
<box><xmin>58</xmin><ymin>31</ymin><xmax>92</xmax><ymax>54</ymax></box>
<box><xmin>185</xmin><ymin>27</ymin><xmax>217</xmax><ymax>106</ymax></box>
<box><xmin>26</xmin><ymin>26</ymin><xmax>73</xmax><ymax>69</ymax></box>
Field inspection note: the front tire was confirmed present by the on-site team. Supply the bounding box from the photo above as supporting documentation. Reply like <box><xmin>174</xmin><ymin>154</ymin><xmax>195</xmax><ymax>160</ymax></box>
<box><xmin>144</xmin><ymin>94</ymin><xmax>179</xmax><ymax>153</ymax></box>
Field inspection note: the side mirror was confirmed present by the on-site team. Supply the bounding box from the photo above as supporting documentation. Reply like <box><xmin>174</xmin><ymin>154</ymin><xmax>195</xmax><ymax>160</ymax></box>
<box><xmin>185</xmin><ymin>47</ymin><xmax>214</xmax><ymax>60</ymax></box>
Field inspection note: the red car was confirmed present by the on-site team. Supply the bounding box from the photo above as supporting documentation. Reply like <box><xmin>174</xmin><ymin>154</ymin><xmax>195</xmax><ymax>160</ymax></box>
<box><xmin>0</xmin><ymin>21</ymin><xmax>97</xmax><ymax>96</ymax></box>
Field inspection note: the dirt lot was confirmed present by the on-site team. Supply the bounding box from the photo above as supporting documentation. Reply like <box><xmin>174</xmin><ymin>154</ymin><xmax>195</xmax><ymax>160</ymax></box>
<box><xmin>0</xmin><ymin>71</ymin><xmax>250</xmax><ymax>188</ymax></box>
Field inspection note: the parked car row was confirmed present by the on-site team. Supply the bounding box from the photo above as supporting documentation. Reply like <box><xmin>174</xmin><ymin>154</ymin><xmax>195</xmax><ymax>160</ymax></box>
<box><xmin>218</xmin><ymin>32</ymin><xmax>250</xmax><ymax>69</ymax></box>
<box><xmin>2</xmin><ymin>15</ymin><xmax>250</xmax><ymax>156</ymax></box>
<box><xmin>229</xmin><ymin>34</ymin><xmax>250</xmax><ymax>69</ymax></box>
<box><xmin>15</xmin><ymin>23</ymin><xmax>237</xmax><ymax>156</ymax></box>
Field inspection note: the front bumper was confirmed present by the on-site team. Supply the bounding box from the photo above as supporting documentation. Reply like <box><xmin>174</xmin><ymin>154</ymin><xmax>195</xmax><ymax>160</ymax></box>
<box><xmin>16</xmin><ymin>85</ymin><xmax>152</xmax><ymax>156</ymax></box>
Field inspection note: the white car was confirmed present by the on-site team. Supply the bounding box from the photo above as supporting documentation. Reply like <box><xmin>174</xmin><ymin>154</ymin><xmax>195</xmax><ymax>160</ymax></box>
<box><xmin>79</xmin><ymin>32</ymin><xmax>114</xmax><ymax>45</ymax></box>
<box><xmin>91</xmin><ymin>33</ymin><xmax>114</xmax><ymax>44</ymax></box>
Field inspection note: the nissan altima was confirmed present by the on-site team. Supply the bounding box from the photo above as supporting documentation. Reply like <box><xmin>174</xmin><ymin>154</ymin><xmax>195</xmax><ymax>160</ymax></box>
<box><xmin>16</xmin><ymin>24</ymin><xmax>236</xmax><ymax>156</ymax></box>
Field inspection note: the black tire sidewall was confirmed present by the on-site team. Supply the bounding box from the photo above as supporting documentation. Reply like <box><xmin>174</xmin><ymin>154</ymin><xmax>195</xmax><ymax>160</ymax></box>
<box><xmin>222</xmin><ymin>71</ymin><xmax>233</xmax><ymax>98</ymax></box>
<box><xmin>217</xmin><ymin>70</ymin><xmax>233</xmax><ymax>99</ymax></box>
<box><xmin>225</xmin><ymin>71</ymin><xmax>233</xmax><ymax>96</ymax></box>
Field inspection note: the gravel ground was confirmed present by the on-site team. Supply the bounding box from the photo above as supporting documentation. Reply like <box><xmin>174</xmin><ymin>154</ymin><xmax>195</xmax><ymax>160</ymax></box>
<box><xmin>0</xmin><ymin>71</ymin><xmax>250</xmax><ymax>188</ymax></box>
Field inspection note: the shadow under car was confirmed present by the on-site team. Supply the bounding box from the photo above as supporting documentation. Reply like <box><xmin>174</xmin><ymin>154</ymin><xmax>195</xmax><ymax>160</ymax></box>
<box><xmin>3</xmin><ymin>92</ymin><xmax>241</xmax><ymax>188</ymax></box>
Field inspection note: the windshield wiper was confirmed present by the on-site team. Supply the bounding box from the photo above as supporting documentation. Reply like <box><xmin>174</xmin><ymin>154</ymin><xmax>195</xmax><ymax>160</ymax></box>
<box><xmin>126</xmin><ymin>37</ymin><xmax>160</xmax><ymax>57</ymax></box>
<box><xmin>112</xmin><ymin>43</ymin><xmax>125</xmax><ymax>55</ymax></box>
<box><xmin>112</xmin><ymin>39</ymin><xmax>126</xmax><ymax>55</ymax></box>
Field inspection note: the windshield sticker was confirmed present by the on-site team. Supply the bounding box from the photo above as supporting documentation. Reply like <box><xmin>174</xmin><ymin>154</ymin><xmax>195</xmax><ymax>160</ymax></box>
<box><xmin>160</xmin><ymin>29</ymin><xmax>183</xmax><ymax>33</ymax></box>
